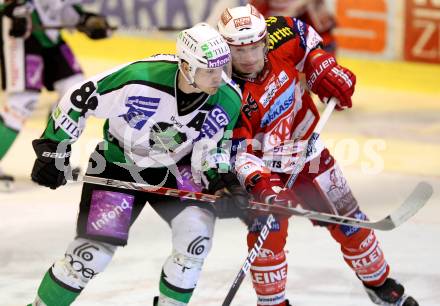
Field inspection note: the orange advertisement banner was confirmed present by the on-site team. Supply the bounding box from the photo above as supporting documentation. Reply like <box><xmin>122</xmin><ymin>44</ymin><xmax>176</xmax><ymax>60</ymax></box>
<box><xmin>404</xmin><ymin>0</ymin><xmax>440</xmax><ymax>63</ymax></box>
<box><xmin>335</xmin><ymin>0</ymin><xmax>387</xmax><ymax>53</ymax></box>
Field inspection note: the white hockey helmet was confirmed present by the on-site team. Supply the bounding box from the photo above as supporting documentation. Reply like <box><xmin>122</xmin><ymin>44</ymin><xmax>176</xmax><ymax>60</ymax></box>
<box><xmin>176</xmin><ymin>23</ymin><xmax>231</xmax><ymax>85</ymax></box>
<box><xmin>217</xmin><ymin>4</ymin><xmax>267</xmax><ymax>46</ymax></box>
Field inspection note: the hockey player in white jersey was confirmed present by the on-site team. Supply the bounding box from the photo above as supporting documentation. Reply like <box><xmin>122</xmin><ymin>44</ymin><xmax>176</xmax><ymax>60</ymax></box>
<box><xmin>27</xmin><ymin>23</ymin><xmax>248</xmax><ymax>305</ymax></box>
<box><xmin>0</xmin><ymin>0</ymin><xmax>112</xmax><ymax>189</ymax></box>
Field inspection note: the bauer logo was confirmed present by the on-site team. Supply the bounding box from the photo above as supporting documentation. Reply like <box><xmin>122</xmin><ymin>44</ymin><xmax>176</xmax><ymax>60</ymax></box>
<box><xmin>42</xmin><ymin>151</ymin><xmax>71</xmax><ymax>159</ymax></box>
<box><xmin>307</xmin><ymin>57</ymin><xmax>336</xmax><ymax>89</ymax></box>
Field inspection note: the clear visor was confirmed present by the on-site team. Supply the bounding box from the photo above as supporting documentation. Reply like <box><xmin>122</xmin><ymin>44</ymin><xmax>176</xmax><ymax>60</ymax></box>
<box><xmin>194</xmin><ymin>61</ymin><xmax>231</xmax><ymax>88</ymax></box>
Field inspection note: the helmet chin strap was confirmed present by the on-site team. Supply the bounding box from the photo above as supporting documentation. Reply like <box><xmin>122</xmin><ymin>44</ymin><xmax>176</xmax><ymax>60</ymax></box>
<box><xmin>178</xmin><ymin>65</ymin><xmax>203</xmax><ymax>92</ymax></box>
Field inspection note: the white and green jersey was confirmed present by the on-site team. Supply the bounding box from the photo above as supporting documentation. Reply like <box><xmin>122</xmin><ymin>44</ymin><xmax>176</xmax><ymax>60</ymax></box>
<box><xmin>43</xmin><ymin>54</ymin><xmax>242</xmax><ymax>172</ymax></box>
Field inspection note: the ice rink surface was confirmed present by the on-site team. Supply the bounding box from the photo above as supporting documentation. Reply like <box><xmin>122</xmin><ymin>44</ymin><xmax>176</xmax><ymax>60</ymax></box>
<box><xmin>1</xmin><ymin>33</ymin><xmax>439</xmax><ymax>305</ymax></box>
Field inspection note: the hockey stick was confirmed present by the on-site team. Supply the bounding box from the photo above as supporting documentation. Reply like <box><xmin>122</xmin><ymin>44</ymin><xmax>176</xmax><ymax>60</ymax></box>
<box><xmin>221</xmin><ymin>98</ymin><xmax>337</xmax><ymax>306</ymax></box>
<box><xmin>78</xmin><ymin>175</ymin><xmax>432</xmax><ymax>231</ymax></box>
<box><xmin>249</xmin><ymin>181</ymin><xmax>433</xmax><ymax>231</ymax></box>
<box><xmin>79</xmin><ymin>174</ymin><xmax>218</xmax><ymax>202</ymax></box>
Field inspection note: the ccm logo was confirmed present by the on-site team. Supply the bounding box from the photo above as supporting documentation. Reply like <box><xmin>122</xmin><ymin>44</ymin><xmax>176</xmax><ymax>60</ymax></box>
<box><xmin>42</xmin><ymin>152</ymin><xmax>71</xmax><ymax>158</ymax></box>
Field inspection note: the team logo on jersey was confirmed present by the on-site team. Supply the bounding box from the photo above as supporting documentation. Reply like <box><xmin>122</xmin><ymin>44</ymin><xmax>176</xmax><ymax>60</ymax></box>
<box><xmin>267</xmin><ymin>114</ymin><xmax>294</xmax><ymax>147</ymax></box>
<box><xmin>261</xmin><ymin>82</ymin><xmax>295</xmax><ymax>127</ymax></box>
<box><xmin>149</xmin><ymin>122</ymin><xmax>187</xmax><ymax>153</ymax></box>
<box><xmin>259</xmin><ymin>70</ymin><xmax>289</xmax><ymax>108</ymax></box>
<box><xmin>198</xmin><ymin>105</ymin><xmax>230</xmax><ymax>139</ymax></box>
<box><xmin>121</xmin><ymin>96</ymin><xmax>160</xmax><ymax>130</ymax></box>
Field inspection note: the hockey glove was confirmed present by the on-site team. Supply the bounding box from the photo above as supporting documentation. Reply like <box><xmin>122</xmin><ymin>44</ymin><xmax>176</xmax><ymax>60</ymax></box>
<box><xmin>304</xmin><ymin>49</ymin><xmax>356</xmax><ymax>110</ymax></box>
<box><xmin>31</xmin><ymin>139</ymin><xmax>72</xmax><ymax>189</ymax></box>
<box><xmin>251</xmin><ymin>173</ymin><xmax>298</xmax><ymax>208</ymax></box>
<box><xmin>3</xmin><ymin>0</ymin><xmax>33</xmax><ymax>38</ymax></box>
<box><xmin>77</xmin><ymin>12</ymin><xmax>112</xmax><ymax>39</ymax></box>
<box><xmin>208</xmin><ymin>172</ymin><xmax>249</xmax><ymax>219</ymax></box>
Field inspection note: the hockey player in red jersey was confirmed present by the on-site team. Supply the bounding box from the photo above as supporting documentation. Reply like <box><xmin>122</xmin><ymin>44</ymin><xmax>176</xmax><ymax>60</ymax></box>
<box><xmin>217</xmin><ymin>4</ymin><xmax>418</xmax><ymax>306</ymax></box>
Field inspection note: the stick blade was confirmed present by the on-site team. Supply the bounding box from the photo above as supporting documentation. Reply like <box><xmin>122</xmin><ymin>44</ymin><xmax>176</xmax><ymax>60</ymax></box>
<box><xmin>384</xmin><ymin>181</ymin><xmax>434</xmax><ymax>229</ymax></box>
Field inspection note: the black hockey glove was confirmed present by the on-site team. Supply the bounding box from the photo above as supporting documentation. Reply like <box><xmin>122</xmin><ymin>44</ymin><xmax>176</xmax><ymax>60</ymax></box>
<box><xmin>77</xmin><ymin>12</ymin><xmax>111</xmax><ymax>39</ymax></box>
<box><xmin>8</xmin><ymin>16</ymin><xmax>28</xmax><ymax>37</ymax></box>
<box><xmin>208</xmin><ymin>172</ymin><xmax>249</xmax><ymax>219</ymax></box>
<box><xmin>3</xmin><ymin>0</ymin><xmax>32</xmax><ymax>38</ymax></box>
<box><xmin>31</xmin><ymin>139</ymin><xmax>72</xmax><ymax>189</ymax></box>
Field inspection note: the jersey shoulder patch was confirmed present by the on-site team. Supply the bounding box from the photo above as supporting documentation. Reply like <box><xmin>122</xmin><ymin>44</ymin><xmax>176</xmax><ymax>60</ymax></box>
<box><xmin>265</xmin><ymin>16</ymin><xmax>298</xmax><ymax>51</ymax></box>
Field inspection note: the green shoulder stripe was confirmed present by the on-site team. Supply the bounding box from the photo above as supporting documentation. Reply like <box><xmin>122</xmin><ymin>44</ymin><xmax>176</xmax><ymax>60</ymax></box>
<box><xmin>97</xmin><ymin>60</ymin><xmax>178</xmax><ymax>96</ymax></box>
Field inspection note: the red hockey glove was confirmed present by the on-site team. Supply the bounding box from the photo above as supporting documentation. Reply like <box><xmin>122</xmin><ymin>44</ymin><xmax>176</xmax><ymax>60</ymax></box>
<box><xmin>305</xmin><ymin>49</ymin><xmax>356</xmax><ymax>110</ymax></box>
<box><xmin>251</xmin><ymin>174</ymin><xmax>298</xmax><ymax>207</ymax></box>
